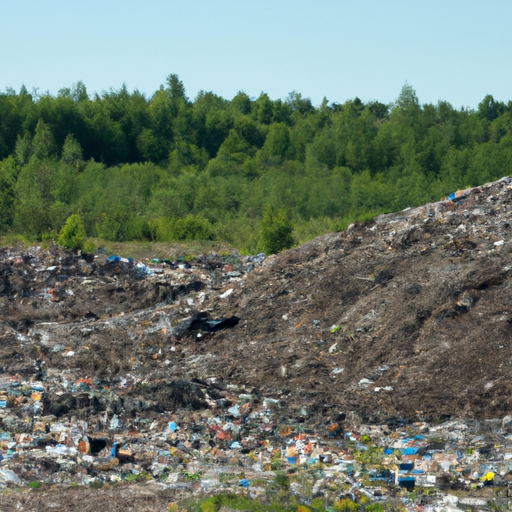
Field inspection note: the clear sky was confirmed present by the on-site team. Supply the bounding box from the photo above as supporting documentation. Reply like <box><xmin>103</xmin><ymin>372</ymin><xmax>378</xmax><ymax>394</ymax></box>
<box><xmin>1</xmin><ymin>0</ymin><xmax>511</xmax><ymax>109</ymax></box>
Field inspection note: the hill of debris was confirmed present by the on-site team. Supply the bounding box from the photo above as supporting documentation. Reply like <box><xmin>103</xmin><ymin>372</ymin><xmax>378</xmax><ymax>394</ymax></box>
<box><xmin>186</xmin><ymin>176</ymin><xmax>512</xmax><ymax>422</ymax></box>
<box><xmin>2</xmin><ymin>177</ymin><xmax>512</xmax><ymax>427</ymax></box>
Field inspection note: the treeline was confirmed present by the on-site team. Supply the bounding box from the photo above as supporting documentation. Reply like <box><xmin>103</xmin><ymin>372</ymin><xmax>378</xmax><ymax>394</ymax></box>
<box><xmin>1</xmin><ymin>75</ymin><xmax>512</xmax><ymax>252</ymax></box>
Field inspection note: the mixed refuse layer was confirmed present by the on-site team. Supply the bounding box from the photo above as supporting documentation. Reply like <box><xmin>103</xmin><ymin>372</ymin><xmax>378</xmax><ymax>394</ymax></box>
<box><xmin>3</xmin><ymin>178</ymin><xmax>512</xmax><ymax>510</ymax></box>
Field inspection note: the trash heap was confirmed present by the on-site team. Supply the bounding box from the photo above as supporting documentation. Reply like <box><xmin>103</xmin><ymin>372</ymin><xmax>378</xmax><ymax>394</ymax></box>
<box><xmin>2</xmin><ymin>376</ymin><xmax>512</xmax><ymax>509</ymax></box>
<box><xmin>2</xmin><ymin>178</ymin><xmax>512</xmax><ymax>509</ymax></box>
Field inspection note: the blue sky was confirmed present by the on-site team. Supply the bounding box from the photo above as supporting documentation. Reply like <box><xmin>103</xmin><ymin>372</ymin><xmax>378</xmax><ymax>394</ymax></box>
<box><xmin>1</xmin><ymin>0</ymin><xmax>511</xmax><ymax>109</ymax></box>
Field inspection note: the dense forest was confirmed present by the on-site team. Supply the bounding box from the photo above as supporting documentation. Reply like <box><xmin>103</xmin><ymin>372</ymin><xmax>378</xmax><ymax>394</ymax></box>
<box><xmin>1</xmin><ymin>75</ymin><xmax>511</xmax><ymax>252</ymax></box>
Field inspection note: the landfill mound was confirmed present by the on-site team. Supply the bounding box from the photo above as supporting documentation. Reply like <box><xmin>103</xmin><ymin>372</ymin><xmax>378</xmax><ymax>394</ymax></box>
<box><xmin>172</xmin><ymin>176</ymin><xmax>512</xmax><ymax>422</ymax></box>
<box><xmin>3</xmin><ymin>178</ymin><xmax>512</xmax><ymax>507</ymax></box>
<box><xmin>2</xmin><ymin>179</ymin><xmax>512</xmax><ymax>423</ymax></box>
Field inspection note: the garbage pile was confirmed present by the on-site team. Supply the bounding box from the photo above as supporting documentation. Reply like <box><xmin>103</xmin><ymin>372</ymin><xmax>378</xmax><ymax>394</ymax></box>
<box><xmin>1</xmin><ymin>375</ymin><xmax>512</xmax><ymax>510</ymax></box>
<box><xmin>204</xmin><ymin>175</ymin><xmax>512</xmax><ymax>421</ymax></box>
<box><xmin>2</xmin><ymin>178</ymin><xmax>512</xmax><ymax>509</ymax></box>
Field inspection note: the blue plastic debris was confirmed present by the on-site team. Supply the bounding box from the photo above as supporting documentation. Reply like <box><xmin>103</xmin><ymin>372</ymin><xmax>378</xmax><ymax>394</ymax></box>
<box><xmin>384</xmin><ymin>448</ymin><xmax>394</xmax><ymax>455</ymax></box>
<box><xmin>239</xmin><ymin>478</ymin><xmax>250</xmax><ymax>487</ymax></box>
<box><xmin>228</xmin><ymin>405</ymin><xmax>240</xmax><ymax>417</ymax></box>
<box><xmin>107</xmin><ymin>255</ymin><xmax>121</xmax><ymax>263</ymax></box>
<box><xmin>169</xmin><ymin>421</ymin><xmax>178</xmax><ymax>432</ymax></box>
<box><xmin>401</xmin><ymin>447</ymin><xmax>419</xmax><ymax>455</ymax></box>
<box><xmin>397</xmin><ymin>476</ymin><xmax>415</xmax><ymax>489</ymax></box>
<box><xmin>111</xmin><ymin>442</ymin><xmax>118</xmax><ymax>457</ymax></box>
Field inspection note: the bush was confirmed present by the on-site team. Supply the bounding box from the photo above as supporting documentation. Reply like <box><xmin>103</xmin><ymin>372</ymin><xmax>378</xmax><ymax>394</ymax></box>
<box><xmin>259</xmin><ymin>206</ymin><xmax>294</xmax><ymax>254</ymax></box>
<box><xmin>58</xmin><ymin>214</ymin><xmax>87</xmax><ymax>251</ymax></box>
<box><xmin>83</xmin><ymin>240</ymin><xmax>96</xmax><ymax>254</ymax></box>
<box><xmin>149</xmin><ymin>215</ymin><xmax>216</xmax><ymax>242</ymax></box>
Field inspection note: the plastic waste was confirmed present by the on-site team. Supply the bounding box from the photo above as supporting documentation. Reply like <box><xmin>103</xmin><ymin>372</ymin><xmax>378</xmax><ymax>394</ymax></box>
<box><xmin>0</xmin><ymin>469</ymin><xmax>20</xmax><ymax>483</ymax></box>
<box><xmin>110</xmin><ymin>414</ymin><xmax>119</xmax><ymax>430</ymax></box>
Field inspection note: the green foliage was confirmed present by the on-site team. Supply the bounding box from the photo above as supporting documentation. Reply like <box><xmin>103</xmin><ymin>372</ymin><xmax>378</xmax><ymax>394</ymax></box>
<box><xmin>271</xmin><ymin>448</ymin><xmax>282</xmax><ymax>470</ymax></box>
<box><xmin>2</xmin><ymin>77</ymin><xmax>512</xmax><ymax>251</ymax></box>
<box><xmin>365</xmin><ymin>504</ymin><xmax>384</xmax><ymax>512</ymax></box>
<box><xmin>149</xmin><ymin>215</ymin><xmax>216</xmax><ymax>242</ymax></box>
<box><xmin>83</xmin><ymin>239</ymin><xmax>96</xmax><ymax>254</ymax></box>
<box><xmin>32</xmin><ymin>119</ymin><xmax>57</xmax><ymax>159</ymax></box>
<box><xmin>332</xmin><ymin>499</ymin><xmax>360</xmax><ymax>512</ymax></box>
<box><xmin>193</xmin><ymin>493</ymin><xmax>290</xmax><ymax>512</ymax></box>
<box><xmin>58</xmin><ymin>214</ymin><xmax>87</xmax><ymax>250</ymax></box>
<box><xmin>311</xmin><ymin>499</ymin><xmax>325</xmax><ymax>512</ymax></box>
<box><xmin>259</xmin><ymin>206</ymin><xmax>295</xmax><ymax>254</ymax></box>
<box><xmin>274</xmin><ymin>471</ymin><xmax>290</xmax><ymax>490</ymax></box>
<box><xmin>180</xmin><ymin>469</ymin><xmax>203</xmax><ymax>481</ymax></box>
<box><xmin>61</xmin><ymin>134</ymin><xmax>83</xmax><ymax>165</ymax></box>
<box><xmin>0</xmin><ymin>157</ymin><xmax>17</xmax><ymax>233</ymax></box>
<box><xmin>123</xmin><ymin>470</ymin><xmax>151</xmax><ymax>482</ymax></box>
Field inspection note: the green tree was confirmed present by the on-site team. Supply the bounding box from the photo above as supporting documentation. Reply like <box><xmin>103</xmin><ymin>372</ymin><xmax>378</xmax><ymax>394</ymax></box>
<box><xmin>259</xmin><ymin>206</ymin><xmax>295</xmax><ymax>254</ymax></box>
<box><xmin>15</xmin><ymin>132</ymin><xmax>33</xmax><ymax>165</ymax></box>
<box><xmin>0</xmin><ymin>157</ymin><xmax>17</xmax><ymax>233</ymax></box>
<box><xmin>58</xmin><ymin>213</ymin><xmax>87</xmax><ymax>250</ymax></box>
<box><xmin>14</xmin><ymin>157</ymin><xmax>58</xmax><ymax>237</ymax></box>
<box><xmin>61</xmin><ymin>134</ymin><xmax>83</xmax><ymax>165</ymax></box>
<box><xmin>32</xmin><ymin>119</ymin><xmax>57</xmax><ymax>159</ymax></box>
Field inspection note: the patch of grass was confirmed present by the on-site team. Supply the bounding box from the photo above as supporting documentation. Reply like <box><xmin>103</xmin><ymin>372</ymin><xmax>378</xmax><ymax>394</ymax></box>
<box><xmin>88</xmin><ymin>239</ymin><xmax>234</xmax><ymax>261</ymax></box>
<box><xmin>0</xmin><ymin>233</ymin><xmax>29</xmax><ymax>249</ymax></box>
<box><xmin>186</xmin><ymin>493</ymin><xmax>293</xmax><ymax>512</ymax></box>
<box><xmin>219</xmin><ymin>472</ymin><xmax>241</xmax><ymax>483</ymax></box>
<box><xmin>123</xmin><ymin>470</ymin><xmax>151</xmax><ymax>482</ymax></box>
<box><xmin>88</xmin><ymin>480</ymin><xmax>103</xmax><ymax>489</ymax></box>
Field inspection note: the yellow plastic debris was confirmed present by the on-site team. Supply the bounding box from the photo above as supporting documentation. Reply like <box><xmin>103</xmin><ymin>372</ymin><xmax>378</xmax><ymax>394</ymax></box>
<box><xmin>480</xmin><ymin>471</ymin><xmax>494</xmax><ymax>482</ymax></box>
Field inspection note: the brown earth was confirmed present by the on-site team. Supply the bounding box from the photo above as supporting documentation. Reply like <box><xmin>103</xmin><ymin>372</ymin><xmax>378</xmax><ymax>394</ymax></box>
<box><xmin>175</xmin><ymin>177</ymin><xmax>512</xmax><ymax>422</ymax></box>
<box><xmin>0</xmin><ymin>483</ymin><xmax>186</xmax><ymax>511</ymax></box>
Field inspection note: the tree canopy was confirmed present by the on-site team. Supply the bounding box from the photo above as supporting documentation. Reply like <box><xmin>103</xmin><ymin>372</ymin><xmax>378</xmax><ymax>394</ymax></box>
<box><xmin>1</xmin><ymin>78</ymin><xmax>511</xmax><ymax>252</ymax></box>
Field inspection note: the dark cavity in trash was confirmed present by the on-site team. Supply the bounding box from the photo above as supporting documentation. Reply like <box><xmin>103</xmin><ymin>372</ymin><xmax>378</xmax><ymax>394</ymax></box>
<box><xmin>398</xmin><ymin>477</ymin><xmax>415</xmax><ymax>490</ymax></box>
<box><xmin>89</xmin><ymin>438</ymin><xmax>107</xmax><ymax>455</ymax></box>
<box><xmin>189</xmin><ymin>313</ymin><xmax>240</xmax><ymax>333</ymax></box>
<box><xmin>174</xmin><ymin>312</ymin><xmax>240</xmax><ymax>337</ymax></box>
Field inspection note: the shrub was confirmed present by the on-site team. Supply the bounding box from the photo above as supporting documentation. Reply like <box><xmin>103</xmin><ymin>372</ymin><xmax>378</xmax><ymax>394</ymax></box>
<box><xmin>149</xmin><ymin>215</ymin><xmax>216</xmax><ymax>242</ymax></box>
<box><xmin>83</xmin><ymin>240</ymin><xmax>96</xmax><ymax>254</ymax></box>
<box><xmin>58</xmin><ymin>214</ymin><xmax>87</xmax><ymax>251</ymax></box>
<box><xmin>259</xmin><ymin>206</ymin><xmax>294</xmax><ymax>254</ymax></box>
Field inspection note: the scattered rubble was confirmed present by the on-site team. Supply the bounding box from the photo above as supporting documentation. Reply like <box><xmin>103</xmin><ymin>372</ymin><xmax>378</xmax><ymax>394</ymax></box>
<box><xmin>3</xmin><ymin>179</ymin><xmax>512</xmax><ymax>510</ymax></box>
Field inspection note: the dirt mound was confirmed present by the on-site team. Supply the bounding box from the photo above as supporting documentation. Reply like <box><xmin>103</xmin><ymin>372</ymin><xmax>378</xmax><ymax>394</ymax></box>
<box><xmin>175</xmin><ymin>177</ymin><xmax>512</xmax><ymax>421</ymax></box>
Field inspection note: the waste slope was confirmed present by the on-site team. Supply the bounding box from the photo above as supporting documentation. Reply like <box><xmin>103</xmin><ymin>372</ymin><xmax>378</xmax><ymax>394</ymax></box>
<box><xmin>2</xmin><ymin>179</ymin><xmax>512</xmax><ymax>423</ymax></box>
<box><xmin>186</xmin><ymin>177</ymin><xmax>512</xmax><ymax>421</ymax></box>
